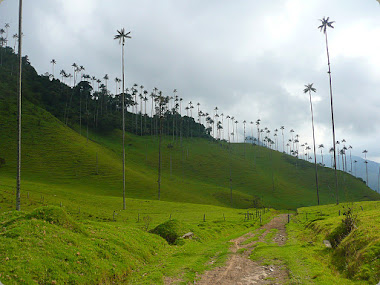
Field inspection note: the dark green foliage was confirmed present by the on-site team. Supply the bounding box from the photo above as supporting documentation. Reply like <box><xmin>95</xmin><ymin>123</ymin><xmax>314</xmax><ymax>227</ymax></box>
<box><xmin>326</xmin><ymin>207</ymin><xmax>357</xmax><ymax>248</ymax></box>
<box><xmin>0</xmin><ymin>46</ymin><xmax>210</xmax><ymax>138</ymax></box>
<box><xmin>150</xmin><ymin>219</ymin><xmax>191</xmax><ymax>244</ymax></box>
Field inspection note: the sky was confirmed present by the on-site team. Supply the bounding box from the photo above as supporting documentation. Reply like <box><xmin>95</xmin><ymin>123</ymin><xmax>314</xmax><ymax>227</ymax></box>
<box><xmin>1</xmin><ymin>0</ymin><xmax>380</xmax><ymax>161</ymax></box>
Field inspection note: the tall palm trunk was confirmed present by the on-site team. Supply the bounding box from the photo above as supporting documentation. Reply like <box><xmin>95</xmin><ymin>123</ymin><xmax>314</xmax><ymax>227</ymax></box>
<box><xmin>121</xmin><ymin>42</ymin><xmax>126</xmax><ymax>210</ymax></box>
<box><xmin>324</xmin><ymin>32</ymin><xmax>338</xmax><ymax>204</ymax></box>
<box><xmin>79</xmin><ymin>88</ymin><xmax>82</xmax><ymax>135</ymax></box>
<box><xmin>321</xmin><ymin>149</ymin><xmax>323</xmax><ymax>165</ymax></box>
<box><xmin>158</xmin><ymin>115</ymin><xmax>163</xmax><ymax>200</ymax></box>
<box><xmin>16</xmin><ymin>0</ymin><xmax>23</xmax><ymax>211</ymax></box>
<box><xmin>308</xmin><ymin>90</ymin><xmax>320</xmax><ymax>205</ymax></box>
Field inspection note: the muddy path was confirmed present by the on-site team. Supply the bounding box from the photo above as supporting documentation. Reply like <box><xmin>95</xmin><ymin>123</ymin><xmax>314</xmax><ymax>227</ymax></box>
<box><xmin>195</xmin><ymin>214</ymin><xmax>289</xmax><ymax>285</ymax></box>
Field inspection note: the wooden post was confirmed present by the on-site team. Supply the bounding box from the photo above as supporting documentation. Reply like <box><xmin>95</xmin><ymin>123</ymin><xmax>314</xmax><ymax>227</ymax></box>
<box><xmin>60</xmin><ymin>202</ymin><xmax>62</xmax><ymax>207</ymax></box>
<box><xmin>169</xmin><ymin>214</ymin><xmax>172</xmax><ymax>220</ymax></box>
<box><xmin>203</xmin><ymin>214</ymin><xmax>206</xmax><ymax>222</ymax></box>
<box><xmin>113</xmin><ymin>211</ymin><xmax>116</xmax><ymax>222</ymax></box>
<box><xmin>223</xmin><ymin>213</ymin><xmax>225</xmax><ymax>221</ymax></box>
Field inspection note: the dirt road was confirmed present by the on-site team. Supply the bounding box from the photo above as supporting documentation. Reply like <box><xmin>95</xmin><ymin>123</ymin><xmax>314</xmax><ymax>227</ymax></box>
<box><xmin>195</xmin><ymin>214</ymin><xmax>289</xmax><ymax>285</ymax></box>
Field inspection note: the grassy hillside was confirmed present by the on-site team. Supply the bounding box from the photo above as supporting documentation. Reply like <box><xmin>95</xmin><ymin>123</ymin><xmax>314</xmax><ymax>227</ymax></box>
<box><xmin>1</xmin><ymin>48</ymin><xmax>379</xmax><ymax>285</ymax></box>
<box><xmin>1</xmin><ymin>94</ymin><xmax>379</xmax><ymax>212</ymax></box>
<box><xmin>0</xmin><ymin>203</ymin><xmax>274</xmax><ymax>284</ymax></box>
<box><xmin>251</xmin><ymin>201</ymin><xmax>380</xmax><ymax>284</ymax></box>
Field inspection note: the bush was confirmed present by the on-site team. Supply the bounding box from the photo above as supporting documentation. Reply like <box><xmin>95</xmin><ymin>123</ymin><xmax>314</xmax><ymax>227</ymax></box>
<box><xmin>150</xmin><ymin>219</ymin><xmax>191</xmax><ymax>244</ymax></box>
<box><xmin>326</xmin><ymin>207</ymin><xmax>357</xmax><ymax>248</ymax></box>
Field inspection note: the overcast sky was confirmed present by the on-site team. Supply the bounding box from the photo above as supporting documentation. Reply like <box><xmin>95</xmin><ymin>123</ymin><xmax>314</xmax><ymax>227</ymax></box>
<box><xmin>1</xmin><ymin>0</ymin><xmax>380</xmax><ymax>161</ymax></box>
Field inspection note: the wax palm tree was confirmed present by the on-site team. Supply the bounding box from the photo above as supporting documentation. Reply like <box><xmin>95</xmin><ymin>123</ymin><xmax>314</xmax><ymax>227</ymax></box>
<box><xmin>256</xmin><ymin>119</ymin><xmax>261</xmax><ymax>145</ymax></box>
<box><xmin>304</xmin><ymin>83</ymin><xmax>320</xmax><ymax>203</ymax></box>
<box><xmin>336</xmin><ymin>141</ymin><xmax>340</xmax><ymax>170</ymax></box>
<box><xmin>13</xmin><ymin>33</ymin><xmax>18</xmax><ymax>51</ymax></box>
<box><xmin>329</xmin><ymin>147</ymin><xmax>334</xmax><ymax>167</ymax></box>
<box><xmin>348</xmin><ymin>145</ymin><xmax>353</xmax><ymax>173</ymax></box>
<box><xmin>0</xmin><ymin>29</ymin><xmax>4</xmax><ymax>48</ymax></box>
<box><xmin>60</xmin><ymin>69</ymin><xmax>66</xmax><ymax>82</ymax></box>
<box><xmin>234</xmin><ymin>120</ymin><xmax>239</xmax><ymax>142</ymax></box>
<box><xmin>5</xmin><ymin>23</ymin><xmax>10</xmax><ymax>44</ymax></box>
<box><xmin>280</xmin><ymin>126</ymin><xmax>285</xmax><ymax>152</ymax></box>
<box><xmin>16</xmin><ymin>0</ymin><xmax>23</xmax><ymax>210</ymax></box>
<box><xmin>319</xmin><ymin>144</ymin><xmax>324</xmax><ymax>165</ymax></box>
<box><xmin>50</xmin><ymin>59</ymin><xmax>56</xmax><ymax>79</ymax></box>
<box><xmin>144</xmin><ymin>94</ymin><xmax>148</xmax><ymax>134</ymax></box>
<box><xmin>114</xmin><ymin>28</ymin><xmax>131</xmax><ymax>210</ymax></box>
<box><xmin>79</xmin><ymin>66</ymin><xmax>85</xmax><ymax>79</ymax></box>
<box><xmin>290</xmin><ymin>129</ymin><xmax>295</xmax><ymax>151</ymax></box>
<box><xmin>243</xmin><ymin>120</ymin><xmax>247</xmax><ymax>156</ymax></box>
<box><xmin>103</xmin><ymin>74</ymin><xmax>109</xmax><ymax>113</ymax></box>
<box><xmin>156</xmin><ymin>93</ymin><xmax>169</xmax><ymax>200</ymax></box>
<box><xmin>363</xmin><ymin>150</ymin><xmax>369</xmax><ymax>186</ymax></box>
<box><xmin>319</xmin><ymin>16</ymin><xmax>338</xmax><ymax>204</ymax></box>
<box><xmin>0</xmin><ymin>36</ymin><xmax>5</xmax><ymax>65</ymax></box>
<box><xmin>340</xmin><ymin>149</ymin><xmax>345</xmax><ymax>172</ymax></box>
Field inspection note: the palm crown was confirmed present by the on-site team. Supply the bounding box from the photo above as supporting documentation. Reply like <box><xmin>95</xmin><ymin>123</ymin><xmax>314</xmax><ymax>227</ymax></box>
<box><xmin>114</xmin><ymin>28</ymin><xmax>131</xmax><ymax>45</ymax></box>
<box><xmin>318</xmin><ymin>17</ymin><xmax>334</xmax><ymax>34</ymax></box>
<box><xmin>303</xmin><ymin>83</ymin><xmax>316</xmax><ymax>94</ymax></box>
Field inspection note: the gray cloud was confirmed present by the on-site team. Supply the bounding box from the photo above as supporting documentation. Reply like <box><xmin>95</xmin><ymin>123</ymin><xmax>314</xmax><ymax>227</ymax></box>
<box><xmin>1</xmin><ymin>0</ymin><xmax>380</xmax><ymax>160</ymax></box>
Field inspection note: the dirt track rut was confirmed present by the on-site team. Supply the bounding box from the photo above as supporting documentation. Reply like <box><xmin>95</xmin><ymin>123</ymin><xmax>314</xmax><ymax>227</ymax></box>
<box><xmin>195</xmin><ymin>214</ymin><xmax>289</xmax><ymax>285</ymax></box>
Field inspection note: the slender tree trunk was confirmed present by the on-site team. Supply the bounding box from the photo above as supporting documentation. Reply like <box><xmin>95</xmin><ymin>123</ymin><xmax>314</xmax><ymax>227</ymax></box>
<box><xmin>122</xmin><ymin>43</ymin><xmax>126</xmax><ymax>210</ymax></box>
<box><xmin>324</xmin><ymin>32</ymin><xmax>338</xmax><ymax>204</ymax></box>
<box><xmin>229</xmin><ymin>141</ymin><xmax>232</xmax><ymax>206</ymax></box>
<box><xmin>158</xmin><ymin>115</ymin><xmax>163</xmax><ymax>200</ymax></box>
<box><xmin>16</xmin><ymin>0</ymin><xmax>23</xmax><ymax>211</ymax></box>
<box><xmin>350</xmin><ymin>150</ymin><xmax>352</xmax><ymax>173</ymax></box>
<box><xmin>79</xmin><ymin>89</ymin><xmax>82</xmax><ymax>135</ymax></box>
<box><xmin>309</xmin><ymin>90</ymin><xmax>320</xmax><ymax>205</ymax></box>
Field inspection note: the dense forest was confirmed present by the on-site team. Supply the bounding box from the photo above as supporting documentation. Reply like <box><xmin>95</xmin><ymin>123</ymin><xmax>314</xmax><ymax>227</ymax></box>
<box><xmin>0</xmin><ymin>46</ymin><xmax>210</xmax><ymax>139</ymax></box>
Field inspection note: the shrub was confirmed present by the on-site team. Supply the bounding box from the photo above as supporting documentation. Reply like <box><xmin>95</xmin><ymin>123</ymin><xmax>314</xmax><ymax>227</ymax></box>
<box><xmin>326</xmin><ymin>207</ymin><xmax>357</xmax><ymax>248</ymax></box>
<box><xmin>150</xmin><ymin>219</ymin><xmax>190</xmax><ymax>244</ymax></box>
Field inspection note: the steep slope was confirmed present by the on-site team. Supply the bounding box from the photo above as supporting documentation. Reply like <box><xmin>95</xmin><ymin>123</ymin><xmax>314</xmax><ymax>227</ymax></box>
<box><xmin>0</xmin><ymin>47</ymin><xmax>379</xmax><ymax>210</ymax></box>
<box><xmin>1</xmin><ymin>93</ymin><xmax>378</xmax><ymax>210</ymax></box>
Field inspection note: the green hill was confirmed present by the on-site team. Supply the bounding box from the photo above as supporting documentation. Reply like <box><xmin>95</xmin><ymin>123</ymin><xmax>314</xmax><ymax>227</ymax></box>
<box><xmin>0</xmin><ymin>49</ymin><xmax>378</xmax><ymax>213</ymax></box>
<box><xmin>1</xmin><ymin>46</ymin><xmax>379</xmax><ymax>285</ymax></box>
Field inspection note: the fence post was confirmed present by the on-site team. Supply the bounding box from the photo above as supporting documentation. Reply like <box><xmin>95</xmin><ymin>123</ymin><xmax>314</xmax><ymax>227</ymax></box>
<box><xmin>203</xmin><ymin>214</ymin><xmax>206</xmax><ymax>222</ymax></box>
